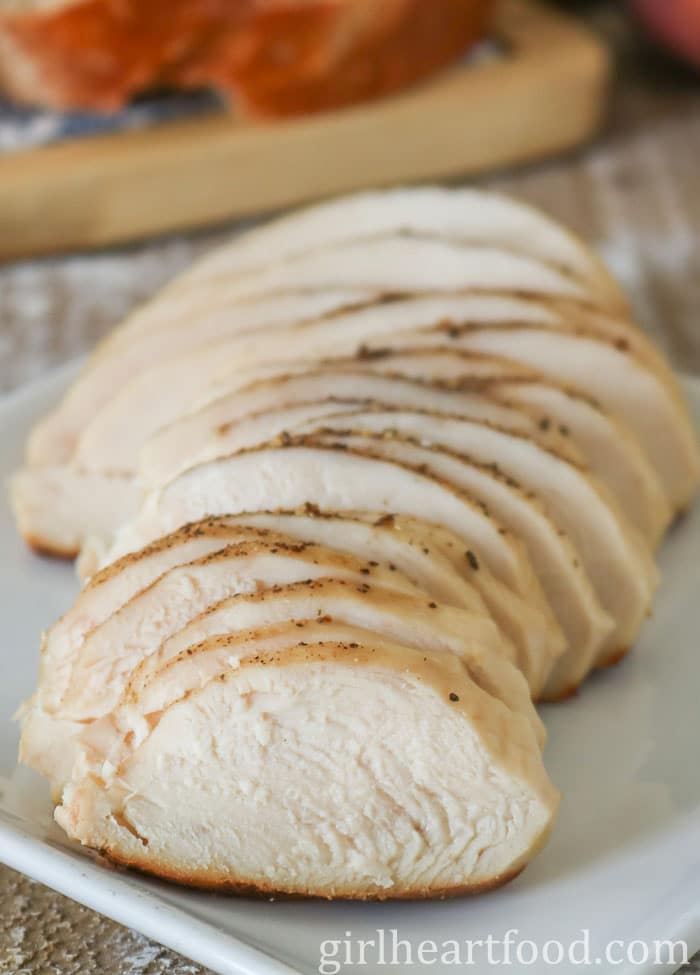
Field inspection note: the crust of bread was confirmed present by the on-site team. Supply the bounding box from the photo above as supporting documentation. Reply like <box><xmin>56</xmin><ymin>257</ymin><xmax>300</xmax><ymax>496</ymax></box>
<box><xmin>0</xmin><ymin>0</ymin><xmax>495</xmax><ymax>115</ymax></box>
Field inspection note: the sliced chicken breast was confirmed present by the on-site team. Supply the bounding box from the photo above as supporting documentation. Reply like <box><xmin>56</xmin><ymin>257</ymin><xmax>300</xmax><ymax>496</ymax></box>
<box><xmin>24</xmin><ymin>289</ymin><xmax>672</xmax><ymax>473</ymax></box>
<box><xmin>71</xmin><ymin>286</ymin><xmax>597</xmax><ymax>479</ymax></box>
<box><xmin>209</xmin><ymin>510</ymin><xmax>489</xmax><ymax>614</ymax></box>
<box><xmin>189</xmin><ymin>509</ymin><xmax>557</xmax><ymax>697</ymax></box>
<box><xmin>107</xmin><ymin>442</ymin><xmax>552</xmax><ymax>621</ymax></box>
<box><xmin>396</xmin><ymin>326</ymin><xmax>700</xmax><ymax>513</ymax></box>
<box><xmin>175</xmin><ymin>188</ymin><xmax>622</xmax><ymax>303</ymax></box>
<box><xmin>26</xmin><ymin>291</ymin><xmax>363</xmax><ymax>468</ymax></box>
<box><xmin>76</xmin><ymin>502</ymin><xmax>555</xmax><ymax>700</ymax></box>
<box><xmin>126</xmin><ymin>577</ymin><xmax>543</xmax><ymax>747</ymax></box>
<box><xmin>21</xmin><ymin>536</ymin><xmax>422</xmax><ymax>789</ymax></box>
<box><xmin>297</xmin><ymin>411</ymin><xmax>657</xmax><ymax>661</ymax></box>
<box><xmin>18</xmin><ymin>291</ymin><xmax>635</xmax><ymax>476</ymax></box>
<box><xmin>24</xmin><ymin>293</ymin><xmax>539</xmax><ymax>468</ymax></box>
<box><xmin>56</xmin><ymin>627</ymin><xmax>559</xmax><ymax>897</ymax></box>
<box><xmin>489</xmin><ymin>380</ymin><xmax>672</xmax><ymax>545</ymax></box>
<box><xmin>139</xmin><ymin>368</ymin><xmax>577</xmax><ymax>489</ymax></box>
<box><xmin>105</xmin><ymin>443</ymin><xmax>565</xmax><ymax>695</ymax></box>
<box><xmin>48</xmin><ymin>519</ymin><xmax>370</xmax><ymax>676</ymax></box>
<box><xmin>195</xmin><ymin>294</ymin><xmax>679</xmax><ymax>408</ymax></box>
<box><xmin>9</xmin><ymin>467</ymin><xmax>140</xmax><ymax>558</ymax></box>
<box><xmin>300</xmin><ymin>428</ymin><xmax>613</xmax><ymax>699</ymax></box>
<box><xmin>163</xmin><ymin>236</ymin><xmax>592</xmax><ymax>307</ymax></box>
<box><xmin>27</xmin><ymin>298</ymin><xmax>690</xmax><ymax>559</ymax></box>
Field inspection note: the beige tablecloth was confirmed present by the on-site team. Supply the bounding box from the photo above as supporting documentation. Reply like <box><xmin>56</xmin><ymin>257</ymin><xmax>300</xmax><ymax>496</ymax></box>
<box><xmin>2</xmin><ymin>5</ymin><xmax>700</xmax><ymax>973</ymax></box>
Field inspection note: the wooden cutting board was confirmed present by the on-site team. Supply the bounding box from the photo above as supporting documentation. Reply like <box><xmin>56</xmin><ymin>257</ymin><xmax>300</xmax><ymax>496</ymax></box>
<box><xmin>0</xmin><ymin>0</ymin><xmax>610</xmax><ymax>263</ymax></box>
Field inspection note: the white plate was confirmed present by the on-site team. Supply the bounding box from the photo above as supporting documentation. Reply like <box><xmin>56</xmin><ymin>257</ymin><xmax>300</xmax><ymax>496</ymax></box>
<box><xmin>1</xmin><ymin>366</ymin><xmax>700</xmax><ymax>975</ymax></box>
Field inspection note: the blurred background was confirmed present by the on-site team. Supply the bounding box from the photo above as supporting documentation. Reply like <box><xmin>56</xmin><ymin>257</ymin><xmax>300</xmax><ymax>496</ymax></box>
<box><xmin>1</xmin><ymin>0</ymin><xmax>700</xmax><ymax>971</ymax></box>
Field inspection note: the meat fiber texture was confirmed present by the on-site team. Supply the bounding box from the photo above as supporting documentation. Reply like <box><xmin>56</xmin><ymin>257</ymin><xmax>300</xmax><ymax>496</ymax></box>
<box><xmin>0</xmin><ymin>0</ymin><xmax>496</xmax><ymax>115</ymax></box>
<box><xmin>14</xmin><ymin>187</ymin><xmax>700</xmax><ymax>899</ymax></box>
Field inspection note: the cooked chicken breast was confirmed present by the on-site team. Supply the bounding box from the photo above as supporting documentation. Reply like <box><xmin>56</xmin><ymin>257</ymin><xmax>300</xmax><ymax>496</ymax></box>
<box><xmin>25</xmin><ymin>291</ymin><xmax>609</xmax><ymax>476</ymax></box>
<box><xmin>23</xmin><ymin>288</ymin><xmax>674</xmax><ymax>475</ymax></box>
<box><xmin>76</xmin><ymin>507</ymin><xmax>557</xmax><ymax>697</ymax></box>
<box><xmin>22</xmin><ymin>534</ymin><xmax>423</xmax><ymax>791</ymax></box>
<box><xmin>126</xmin><ymin>577</ymin><xmax>544</xmax><ymax>747</ymax></box>
<box><xmin>67</xmin><ymin>517</ymin><xmax>430</xmax><ymax>679</ymax></box>
<box><xmin>24</xmin><ymin>293</ymin><xmax>544</xmax><ymax>468</ymax></box>
<box><xmin>487</xmin><ymin>381</ymin><xmax>671</xmax><ymax>546</ymax></box>
<box><xmin>156</xmin><ymin>237</ymin><xmax>592</xmax><ymax>307</ymax></box>
<box><xmin>71</xmin><ymin>277</ymin><xmax>597</xmax><ymax>477</ymax></box>
<box><xmin>139</xmin><ymin>368</ymin><xmax>578</xmax><ymax>490</ymax></box>
<box><xmin>106</xmin><ymin>442</ymin><xmax>553</xmax><ymax>623</ymax></box>
<box><xmin>16</xmin><ymin>187</ymin><xmax>700</xmax><ymax>902</ymax></box>
<box><xmin>79</xmin><ymin>308</ymin><xmax>693</xmax><ymax>491</ymax></box>
<box><xmin>9</xmin><ymin>466</ymin><xmax>140</xmax><ymax>558</ymax></box>
<box><xmin>175</xmin><ymin>509</ymin><xmax>559</xmax><ymax>697</ymax></box>
<box><xmin>396</xmin><ymin>326</ymin><xmax>700</xmax><ymax>513</ymax></box>
<box><xmin>104</xmin><ymin>442</ymin><xmax>573</xmax><ymax>694</ymax></box>
<box><xmin>295</xmin><ymin>412</ymin><xmax>658</xmax><ymax>658</ymax></box>
<box><xmin>61</xmin><ymin>521</ymin><xmax>321</xmax><ymax>659</ymax></box>
<box><xmin>300</xmin><ymin>429</ymin><xmax>614</xmax><ymax>699</ymax></box>
<box><xmin>175</xmin><ymin>188</ymin><xmax>623</xmax><ymax>302</ymax></box>
<box><xmin>56</xmin><ymin>626</ymin><xmax>559</xmax><ymax>897</ymax></box>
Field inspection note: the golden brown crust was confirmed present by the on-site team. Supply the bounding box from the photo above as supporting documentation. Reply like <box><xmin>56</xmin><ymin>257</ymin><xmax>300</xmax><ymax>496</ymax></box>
<box><xmin>22</xmin><ymin>532</ymin><xmax>80</xmax><ymax>560</ymax></box>
<box><xmin>85</xmin><ymin>518</ymin><xmax>278</xmax><ymax>589</ymax></box>
<box><xmin>595</xmin><ymin>645</ymin><xmax>630</xmax><ymax>669</ymax></box>
<box><xmin>95</xmin><ymin>849</ymin><xmax>526</xmax><ymax>901</ymax></box>
<box><xmin>540</xmin><ymin>682</ymin><xmax>580</xmax><ymax>704</ymax></box>
<box><xmin>539</xmin><ymin>647</ymin><xmax>629</xmax><ymax>700</ymax></box>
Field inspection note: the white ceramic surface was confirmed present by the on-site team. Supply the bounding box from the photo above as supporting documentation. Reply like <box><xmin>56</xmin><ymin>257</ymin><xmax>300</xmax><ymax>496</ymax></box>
<box><xmin>1</xmin><ymin>366</ymin><xmax>700</xmax><ymax>975</ymax></box>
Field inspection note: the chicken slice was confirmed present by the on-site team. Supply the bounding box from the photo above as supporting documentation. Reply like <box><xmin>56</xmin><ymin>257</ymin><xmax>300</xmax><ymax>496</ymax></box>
<box><xmin>139</xmin><ymin>367</ymin><xmax>577</xmax><ymax>489</ymax></box>
<box><xmin>297</xmin><ymin>411</ymin><xmax>657</xmax><ymax>662</ymax></box>
<box><xmin>27</xmin><ymin>291</ymin><xmax>363</xmax><ymax>467</ymax></box>
<box><xmin>61</xmin><ymin>502</ymin><xmax>547</xmax><ymax>712</ymax></box>
<box><xmin>196</xmin><ymin>294</ymin><xmax>679</xmax><ymax>408</ymax></box>
<box><xmin>175</xmin><ymin>188</ymin><xmax>622</xmax><ymax>303</ymax></box>
<box><xmin>23</xmin><ymin>290</ymin><xmax>672</xmax><ymax>472</ymax></box>
<box><xmin>209</xmin><ymin>509</ymin><xmax>557</xmax><ymax>693</ymax></box>
<box><xmin>8</xmin><ymin>349</ymin><xmax>535</xmax><ymax>557</ymax></box>
<box><xmin>79</xmin><ymin>297</ymin><xmax>679</xmax><ymax>482</ymax></box>
<box><xmin>9</xmin><ymin>467</ymin><xmax>140</xmax><ymax>558</ymax></box>
<box><xmin>298</xmin><ymin>428</ymin><xmax>612</xmax><ymax>699</ymax></box>
<box><xmin>107</xmin><ymin>442</ymin><xmax>551</xmax><ymax>619</ymax></box>
<box><xmin>106</xmin><ymin>443</ymin><xmax>564</xmax><ymax>696</ymax></box>
<box><xmin>74</xmin><ymin>505</ymin><xmax>547</xmax><ymax>697</ymax></box>
<box><xmin>24</xmin><ymin>293</ymin><xmax>542</xmax><ymax>470</ymax></box>
<box><xmin>71</xmin><ymin>285</ymin><xmax>594</xmax><ymax>479</ymax></box>
<box><xmin>52</xmin><ymin>521</ymin><xmax>322</xmax><ymax>667</ymax></box>
<box><xmin>126</xmin><ymin>577</ymin><xmax>543</xmax><ymax>748</ymax></box>
<box><xmin>165</xmin><ymin>236</ymin><xmax>591</xmax><ymax>307</ymax></box>
<box><xmin>16</xmin><ymin>292</ymin><xmax>640</xmax><ymax>476</ymax></box>
<box><xmin>489</xmin><ymin>380</ymin><xmax>671</xmax><ymax>546</ymax></box>
<box><xmin>393</xmin><ymin>326</ymin><xmax>700</xmax><ymax>513</ymax></box>
<box><xmin>21</xmin><ymin>536</ymin><xmax>421</xmax><ymax>790</ymax></box>
<box><xmin>56</xmin><ymin>627</ymin><xmax>559</xmax><ymax>897</ymax></box>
